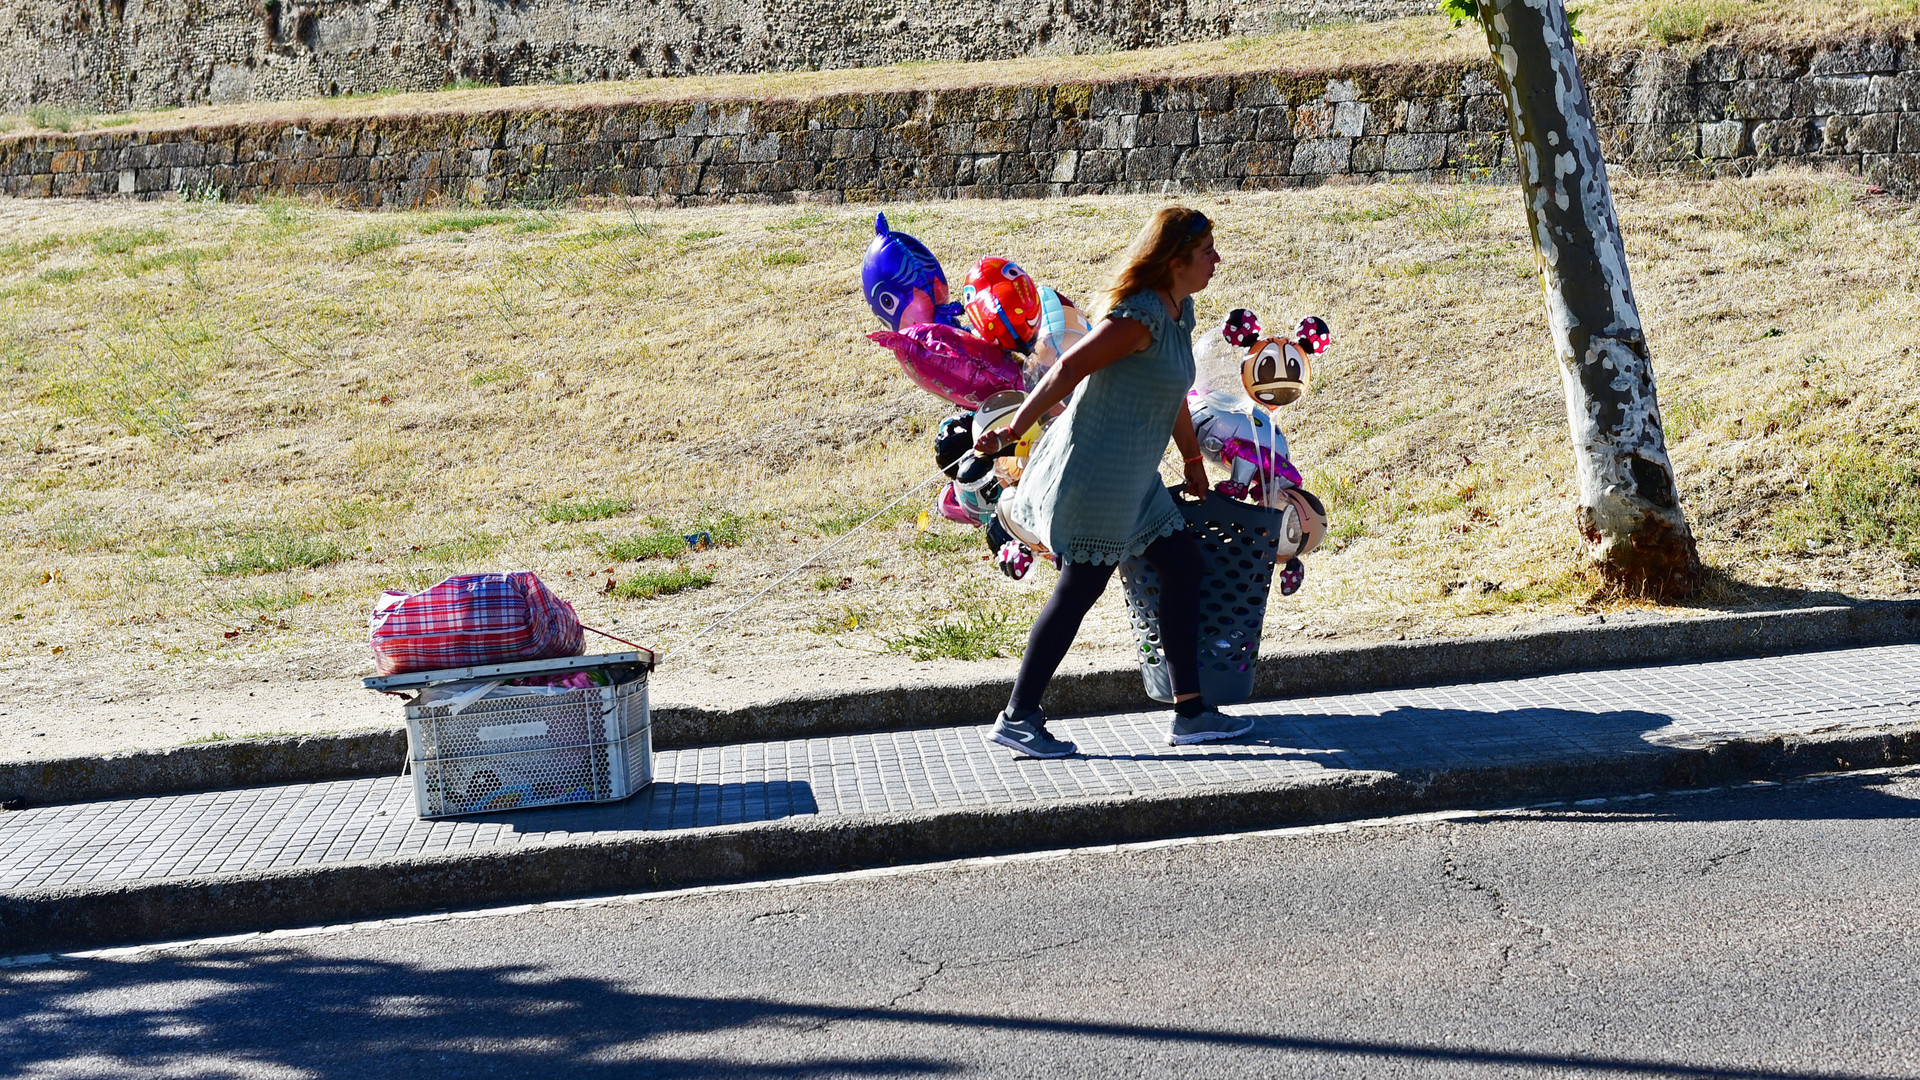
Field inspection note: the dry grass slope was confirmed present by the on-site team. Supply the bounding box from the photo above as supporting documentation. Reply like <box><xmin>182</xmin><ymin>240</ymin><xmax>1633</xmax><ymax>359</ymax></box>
<box><xmin>2</xmin><ymin>172</ymin><xmax>1917</xmax><ymax>729</ymax></box>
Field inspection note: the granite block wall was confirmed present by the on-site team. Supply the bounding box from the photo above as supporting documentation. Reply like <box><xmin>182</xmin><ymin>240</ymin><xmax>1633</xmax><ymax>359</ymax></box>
<box><xmin>3</xmin><ymin>35</ymin><xmax>1916</xmax><ymax>206</ymax></box>
<box><xmin>2</xmin><ymin>0</ymin><xmax>1427</xmax><ymax>112</ymax></box>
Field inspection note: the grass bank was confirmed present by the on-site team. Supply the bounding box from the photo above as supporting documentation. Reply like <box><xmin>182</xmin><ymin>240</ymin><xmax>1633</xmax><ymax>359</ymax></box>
<box><xmin>1</xmin><ymin>172</ymin><xmax>1917</xmax><ymax>714</ymax></box>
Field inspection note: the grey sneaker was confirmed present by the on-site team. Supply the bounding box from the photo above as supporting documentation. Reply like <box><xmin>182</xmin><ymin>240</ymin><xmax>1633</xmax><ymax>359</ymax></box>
<box><xmin>987</xmin><ymin>708</ymin><xmax>1077</xmax><ymax>758</ymax></box>
<box><xmin>1168</xmin><ymin>707</ymin><xmax>1254</xmax><ymax>746</ymax></box>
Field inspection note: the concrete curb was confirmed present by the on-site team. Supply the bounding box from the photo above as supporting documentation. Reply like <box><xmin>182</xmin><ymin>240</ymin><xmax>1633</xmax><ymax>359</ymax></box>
<box><xmin>6</xmin><ymin>721</ymin><xmax>1918</xmax><ymax>954</ymax></box>
<box><xmin>6</xmin><ymin>600</ymin><xmax>1918</xmax><ymax>807</ymax></box>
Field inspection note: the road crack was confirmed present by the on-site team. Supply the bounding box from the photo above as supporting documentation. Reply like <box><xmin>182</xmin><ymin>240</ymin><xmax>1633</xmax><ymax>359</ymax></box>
<box><xmin>1440</xmin><ymin>828</ymin><xmax>1560</xmax><ymax>985</ymax></box>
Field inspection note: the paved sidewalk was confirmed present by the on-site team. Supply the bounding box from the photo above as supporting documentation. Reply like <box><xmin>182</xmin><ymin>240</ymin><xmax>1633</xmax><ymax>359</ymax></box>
<box><xmin>5</xmin><ymin>643</ymin><xmax>1919</xmax><ymax>897</ymax></box>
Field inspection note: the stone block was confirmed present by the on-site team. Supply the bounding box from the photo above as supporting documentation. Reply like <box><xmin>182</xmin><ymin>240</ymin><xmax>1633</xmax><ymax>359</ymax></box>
<box><xmin>1863</xmin><ymin>152</ymin><xmax>1919</xmax><ymax>194</ymax></box>
<box><xmin>1383</xmin><ymin>132</ymin><xmax>1447</xmax><ymax>171</ymax></box>
<box><xmin>1233</xmin><ymin>75</ymin><xmax>1286</xmax><ymax>110</ymax></box>
<box><xmin>1076</xmin><ymin>148</ymin><xmax>1121</xmax><ymax>184</ymax></box>
<box><xmin>737</xmin><ymin>133</ymin><xmax>782</xmax><ymax>163</ymax></box>
<box><xmin>1698</xmin><ymin>119</ymin><xmax>1750</xmax><ymax>159</ymax></box>
<box><xmin>1254</xmin><ymin>106</ymin><xmax>1292</xmax><ymax>143</ymax></box>
<box><xmin>1445</xmin><ymin>132</ymin><xmax>1506</xmax><ymax>171</ymax></box>
<box><xmin>1743</xmin><ymin>50</ymin><xmax>1808</xmax><ymax>81</ymax></box>
<box><xmin>1694</xmin><ymin>81</ymin><xmax>1734</xmax><ymax>122</ymax></box>
<box><xmin>1903</xmin><ymin>114</ymin><xmax>1920</xmax><ymax>153</ymax></box>
<box><xmin>1159</xmin><ymin>112</ymin><xmax>1200</xmax><ymax>147</ymax></box>
<box><xmin>1465</xmin><ymin>95</ymin><xmax>1508</xmax><ymax>133</ymax></box>
<box><xmin>1047</xmin><ymin>150</ymin><xmax>1078</xmax><ymax>183</ymax></box>
<box><xmin>1400</xmin><ymin>96</ymin><xmax>1463</xmax><ymax>134</ymax></box>
<box><xmin>1089</xmin><ymin>82</ymin><xmax>1143</xmax><ymax>116</ymax></box>
<box><xmin>1293</xmin><ymin>101</ymin><xmax>1334</xmax><ymax>139</ymax></box>
<box><xmin>49</xmin><ymin>149</ymin><xmax>81</xmax><ymax>173</ymax></box>
<box><xmin>1333</xmin><ymin>100</ymin><xmax>1369</xmax><ymax>138</ymax></box>
<box><xmin>1809</xmin><ymin>42</ymin><xmax>1901</xmax><ymax>77</ymax></box>
<box><xmin>1752</xmin><ymin>117</ymin><xmax>1819</xmax><ymax>158</ymax></box>
<box><xmin>1849</xmin><ymin>113</ymin><xmax>1900</xmax><ymax>155</ymax></box>
<box><xmin>1691</xmin><ymin>45</ymin><xmax>1742</xmax><ymax>84</ymax></box>
<box><xmin>973</xmin><ymin>120</ymin><xmax>1027</xmax><ymax>154</ymax></box>
<box><xmin>1123</xmin><ymin>145</ymin><xmax>1175</xmax><ymax>181</ymax></box>
<box><xmin>1869</xmin><ymin>73</ymin><xmax>1920</xmax><ymax>113</ymax></box>
<box><xmin>1732</xmin><ymin>78</ymin><xmax>1794</xmax><ymax>120</ymax></box>
<box><xmin>1198</xmin><ymin>110</ymin><xmax>1255</xmax><ymax>145</ymax></box>
<box><xmin>1291</xmin><ymin>137</ymin><xmax>1351</xmax><ymax>175</ymax></box>
<box><xmin>1349</xmin><ymin>136</ymin><xmax>1385</xmax><ymax>173</ymax></box>
<box><xmin>1810</xmin><ymin>74</ymin><xmax>1873</xmax><ymax>116</ymax></box>
<box><xmin>1174</xmin><ymin>143</ymin><xmax>1227</xmax><ymax>181</ymax></box>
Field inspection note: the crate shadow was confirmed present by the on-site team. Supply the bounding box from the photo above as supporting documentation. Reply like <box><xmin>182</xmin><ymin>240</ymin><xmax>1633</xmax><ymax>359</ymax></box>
<box><xmin>458</xmin><ymin>780</ymin><xmax>820</xmax><ymax>832</ymax></box>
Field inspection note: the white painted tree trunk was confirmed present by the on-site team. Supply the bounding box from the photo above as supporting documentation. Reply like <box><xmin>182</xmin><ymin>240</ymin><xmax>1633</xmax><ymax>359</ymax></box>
<box><xmin>1477</xmin><ymin>0</ymin><xmax>1700</xmax><ymax>597</ymax></box>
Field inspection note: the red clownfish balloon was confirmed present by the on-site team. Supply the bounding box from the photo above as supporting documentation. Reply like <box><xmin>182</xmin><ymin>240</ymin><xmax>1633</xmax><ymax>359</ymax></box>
<box><xmin>962</xmin><ymin>257</ymin><xmax>1043</xmax><ymax>354</ymax></box>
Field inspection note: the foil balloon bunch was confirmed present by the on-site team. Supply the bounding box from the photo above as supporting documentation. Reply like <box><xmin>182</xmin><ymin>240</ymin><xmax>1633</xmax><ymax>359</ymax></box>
<box><xmin>860</xmin><ymin>214</ymin><xmax>1092</xmax><ymax>581</ymax></box>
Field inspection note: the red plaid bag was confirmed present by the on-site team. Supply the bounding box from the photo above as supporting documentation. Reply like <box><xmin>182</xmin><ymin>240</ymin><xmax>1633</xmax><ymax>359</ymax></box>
<box><xmin>369</xmin><ymin>571</ymin><xmax>584</xmax><ymax>676</ymax></box>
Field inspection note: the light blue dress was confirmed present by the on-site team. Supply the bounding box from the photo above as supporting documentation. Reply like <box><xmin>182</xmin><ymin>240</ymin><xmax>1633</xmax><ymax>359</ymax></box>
<box><xmin>1003</xmin><ymin>289</ymin><xmax>1195</xmax><ymax>565</ymax></box>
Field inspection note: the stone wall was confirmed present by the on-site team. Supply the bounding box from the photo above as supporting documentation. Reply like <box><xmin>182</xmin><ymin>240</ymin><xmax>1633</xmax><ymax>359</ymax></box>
<box><xmin>2</xmin><ymin>0</ymin><xmax>1427</xmax><ymax>112</ymax></box>
<box><xmin>4</xmin><ymin>35</ymin><xmax>1917</xmax><ymax>205</ymax></box>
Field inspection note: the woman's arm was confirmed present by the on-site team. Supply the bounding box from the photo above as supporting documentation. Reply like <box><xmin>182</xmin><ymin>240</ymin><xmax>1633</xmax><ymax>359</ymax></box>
<box><xmin>975</xmin><ymin>316</ymin><xmax>1152</xmax><ymax>453</ymax></box>
<box><xmin>1172</xmin><ymin>405</ymin><xmax>1209</xmax><ymax>499</ymax></box>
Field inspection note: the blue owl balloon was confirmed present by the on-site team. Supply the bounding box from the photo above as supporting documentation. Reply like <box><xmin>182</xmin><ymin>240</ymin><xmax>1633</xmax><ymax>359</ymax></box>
<box><xmin>862</xmin><ymin>213</ymin><xmax>965</xmax><ymax>330</ymax></box>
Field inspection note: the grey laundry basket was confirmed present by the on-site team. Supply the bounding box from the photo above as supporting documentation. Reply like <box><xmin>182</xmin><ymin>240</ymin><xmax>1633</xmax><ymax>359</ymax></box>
<box><xmin>1120</xmin><ymin>489</ymin><xmax>1290</xmax><ymax>705</ymax></box>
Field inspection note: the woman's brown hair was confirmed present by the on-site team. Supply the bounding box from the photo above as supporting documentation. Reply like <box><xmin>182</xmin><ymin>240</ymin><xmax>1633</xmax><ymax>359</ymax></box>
<box><xmin>1104</xmin><ymin>206</ymin><xmax>1212</xmax><ymax>313</ymax></box>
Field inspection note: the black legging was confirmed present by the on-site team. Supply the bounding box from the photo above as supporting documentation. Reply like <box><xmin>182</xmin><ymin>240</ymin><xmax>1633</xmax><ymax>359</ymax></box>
<box><xmin>1009</xmin><ymin>528</ymin><xmax>1204</xmax><ymax>715</ymax></box>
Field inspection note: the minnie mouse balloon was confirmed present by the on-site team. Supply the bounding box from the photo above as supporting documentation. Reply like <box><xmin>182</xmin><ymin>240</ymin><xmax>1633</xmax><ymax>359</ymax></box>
<box><xmin>1241</xmin><ymin>337</ymin><xmax>1311</xmax><ymax>410</ymax></box>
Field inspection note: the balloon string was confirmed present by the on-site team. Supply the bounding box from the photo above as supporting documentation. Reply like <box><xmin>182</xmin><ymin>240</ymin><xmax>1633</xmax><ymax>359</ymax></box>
<box><xmin>669</xmin><ymin>471</ymin><xmax>947</xmax><ymax>658</ymax></box>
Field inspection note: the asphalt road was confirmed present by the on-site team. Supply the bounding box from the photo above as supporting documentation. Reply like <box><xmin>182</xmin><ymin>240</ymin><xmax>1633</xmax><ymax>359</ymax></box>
<box><xmin>6</xmin><ymin>767</ymin><xmax>1920</xmax><ymax>1079</ymax></box>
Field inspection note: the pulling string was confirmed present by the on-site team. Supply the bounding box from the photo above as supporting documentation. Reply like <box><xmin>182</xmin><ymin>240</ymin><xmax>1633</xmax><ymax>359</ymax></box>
<box><xmin>669</xmin><ymin>471</ymin><xmax>947</xmax><ymax>658</ymax></box>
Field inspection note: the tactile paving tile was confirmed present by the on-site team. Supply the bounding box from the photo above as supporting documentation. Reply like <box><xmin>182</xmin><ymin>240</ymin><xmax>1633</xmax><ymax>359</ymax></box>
<box><xmin>2</xmin><ymin>644</ymin><xmax>1917</xmax><ymax>893</ymax></box>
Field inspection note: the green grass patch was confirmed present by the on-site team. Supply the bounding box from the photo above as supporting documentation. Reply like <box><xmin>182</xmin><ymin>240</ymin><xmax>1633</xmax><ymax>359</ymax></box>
<box><xmin>1774</xmin><ymin>444</ymin><xmax>1920</xmax><ymax>562</ymax></box>
<box><xmin>606</xmin><ymin>530</ymin><xmax>687</xmax><ymax>561</ymax></box>
<box><xmin>1646</xmin><ymin>0</ymin><xmax>1748</xmax><ymax>43</ymax></box>
<box><xmin>417</xmin><ymin>533</ymin><xmax>504</xmax><ymax>562</ymax></box>
<box><xmin>766</xmin><ymin>211</ymin><xmax>830</xmax><ymax>231</ymax></box>
<box><xmin>26</xmin><ymin>104</ymin><xmax>84</xmax><ymax>132</ymax></box>
<box><xmin>128</xmin><ymin>248</ymin><xmax>210</xmax><ymax>276</ymax></box>
<box><xmin>680</xmin><ymin>229</ymin><xmax>723</xmax><ymax>242</ymax></box>
<box><xmin>37</xmin><ymin>267</ymin><xmax>84</xmax><ymax>284</ymax></box>
<box><xmin>606</xmin><ymin>510</ymin><xmax>747</xmax><ymax>560</ymax></box>
<box><xmin>92</xmin><ymin>228</ymin><xmax>169</xmax><ymax>256</ymax></box>
<box><xmin>542</xmin><ymin>496</ymin><xmax>633</xmax><ymax>523</ymax></box>
<box><xmin>763</xmin><ymin>250</ymin><xmax>808</xmax><ymax>267</ymax></box>
<box><xmin>885</xmin><ymin>607</ymin><xmax>1027</xmax><ymax>662</ymax></box>
<box><xmin>418</xmin><ymin>213</ymin><xmax>520</xmax><ymax>235</ymax></box>
<box><xmin>612</xmin><ymin>567</ymin><xmax>714</xmax><ymax>599</ymax></box>
<box><xmin>343</xmin><ymin>227</ymin><xmax>404</xmax><ymax>259</ymax></box>
<box><xmin>206</xmin><ymin>533</ymin><xmax>348</xmax><ymax>576</ymax></box>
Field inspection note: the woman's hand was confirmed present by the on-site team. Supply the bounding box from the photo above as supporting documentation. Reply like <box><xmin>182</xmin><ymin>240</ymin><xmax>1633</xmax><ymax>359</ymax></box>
<box><xmin>1182</xmin><ymin>457</ymin><xmax>1211</xmax><ymax>500</ymax></box>
<box><xmin>974</xmin><ymin>426</ymin><xmax>1017</xmax><ymax>456</ymax></box>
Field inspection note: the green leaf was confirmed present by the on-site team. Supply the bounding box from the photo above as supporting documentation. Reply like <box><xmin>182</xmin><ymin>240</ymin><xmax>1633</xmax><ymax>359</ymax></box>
<box><xmin>1567</xmin><ymin>5</ymin><xmax>1587</xmax><ymax>42</ymax></box>
<box><xmin>1438</xmin><ymin>0</ymin><xmax>1480</xmax><ymax>27</ymax></box>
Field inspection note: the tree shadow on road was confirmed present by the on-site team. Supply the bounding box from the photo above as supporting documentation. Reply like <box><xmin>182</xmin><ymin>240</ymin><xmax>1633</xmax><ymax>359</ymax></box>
<box><xmin>0</xmin><ymin>946</ymin><xmax>1900</xmax><ymax>1080</ymax></box>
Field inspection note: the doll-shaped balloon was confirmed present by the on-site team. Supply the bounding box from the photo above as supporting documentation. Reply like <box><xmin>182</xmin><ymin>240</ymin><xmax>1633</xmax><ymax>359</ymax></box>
<box><xmin>862</xmin><ymin>213</ymin><xmax>966</xmax><ymax>330</ymax></box>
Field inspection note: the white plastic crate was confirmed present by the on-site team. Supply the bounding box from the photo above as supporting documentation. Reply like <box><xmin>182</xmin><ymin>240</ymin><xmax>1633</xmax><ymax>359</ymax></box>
<box><xmin>366</xmin><ymin>651</ymin><xmax>655</xmax><ymax>819</ymax></box>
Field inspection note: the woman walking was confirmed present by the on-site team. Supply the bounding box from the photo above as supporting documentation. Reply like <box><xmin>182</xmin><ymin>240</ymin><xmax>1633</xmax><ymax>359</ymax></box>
<box><xmin>974</xmin><ymin>206</ymin><xmax>1252</xmax><ymax>758</ymax></box>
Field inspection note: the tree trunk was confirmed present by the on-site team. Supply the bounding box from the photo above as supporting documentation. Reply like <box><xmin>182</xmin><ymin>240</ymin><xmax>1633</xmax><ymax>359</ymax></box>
<box><xmin>1475</xmin><ymin>0</ymin><xmax>1700</xmax><ymax>598</ymax></box>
